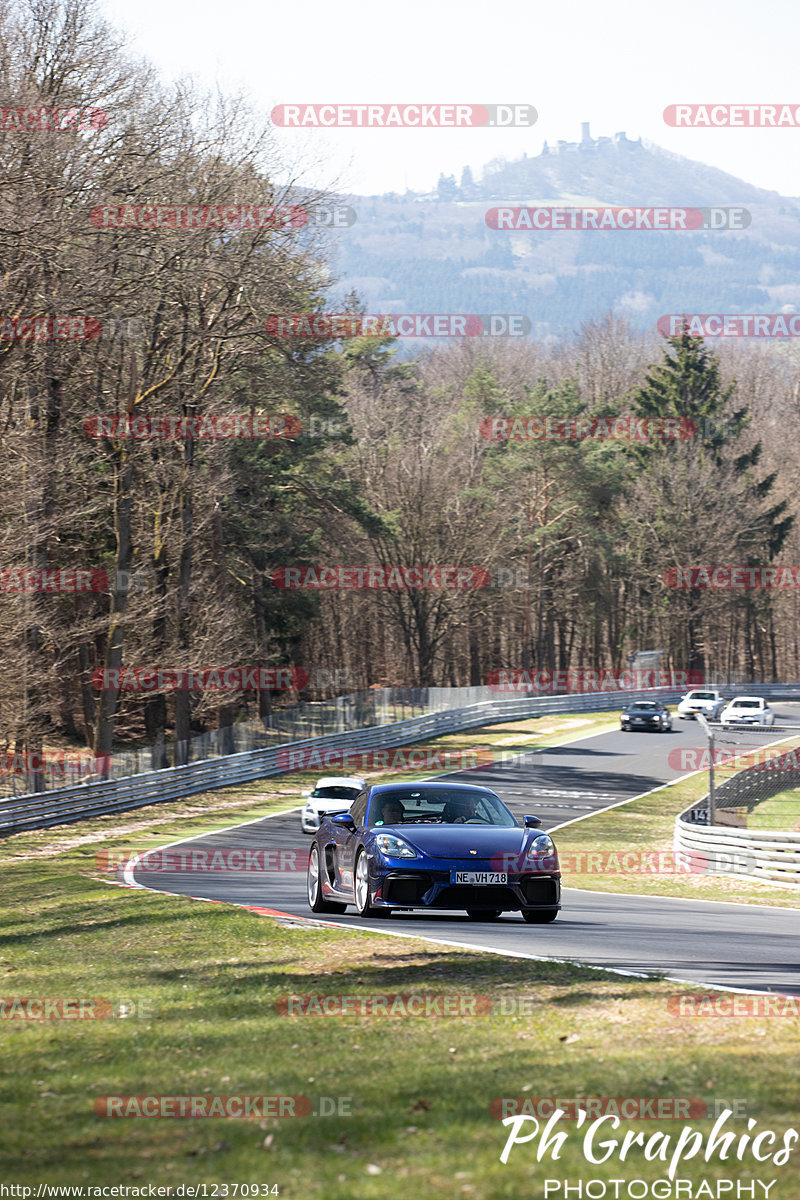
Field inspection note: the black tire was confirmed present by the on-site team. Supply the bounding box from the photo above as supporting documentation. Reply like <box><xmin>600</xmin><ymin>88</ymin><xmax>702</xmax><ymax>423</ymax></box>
<box><xmin>521</xmin><ymin>908</ymin><xmax>559</xmax><ymax>924</ymax></box>
<box><xmin>307</xmin><ymin>845</ymin><xmax>347</xmax><ymax>914</ymax></box>
<box><xmin>354</xmin><ymin>848</ymin><xmax>381</xmax><ymax>918</ymax></box>
<box><xmin>466</xmin><ymin>909</ymin><xmax>502</xmax><ymax>920</ymax></box>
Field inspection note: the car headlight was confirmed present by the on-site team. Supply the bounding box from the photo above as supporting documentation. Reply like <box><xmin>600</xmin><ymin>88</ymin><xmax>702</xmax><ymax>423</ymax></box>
<box><xmin>526</xmin><ymin>834</ymin><xmax>556</xmax><ymax>859</ymax></box>
<box><xmin>374</xmin><ymin>833</ymin><xmax>418</xmax><ymax>858</ymax></box>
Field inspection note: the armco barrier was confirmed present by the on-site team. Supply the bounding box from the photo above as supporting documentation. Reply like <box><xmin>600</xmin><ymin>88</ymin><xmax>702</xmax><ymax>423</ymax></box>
<box><xmin>674</xmin><ymin>817</ymin><xmax>800</xmax><ymax>888</ymax></box>
<box><xmin>5</xmin><ymin>682</ymin><xmax>800</xmax><ymax>837</ymax></box>
<box><xmin>675</xmin><ymin>743</ymin><xmax>800</xmax><ymax>887</ymax></box>
<box><xmin>0</xmin><ymin>686</ymin><xmax>686</xmax><ymax>835</ymax></box>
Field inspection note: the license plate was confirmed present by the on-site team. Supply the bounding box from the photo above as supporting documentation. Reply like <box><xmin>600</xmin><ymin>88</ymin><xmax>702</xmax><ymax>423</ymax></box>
<box><xmin>452</xmin><ymin>871</ymin><xmax>508</xmax><ymax>885</ymax></box>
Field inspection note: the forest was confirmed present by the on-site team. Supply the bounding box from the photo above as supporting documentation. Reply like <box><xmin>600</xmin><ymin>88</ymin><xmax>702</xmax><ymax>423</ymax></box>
<box><xmin>2</xmin><ymin>0</ymin><xmax>800</xmax><ymax>773</ymax></box>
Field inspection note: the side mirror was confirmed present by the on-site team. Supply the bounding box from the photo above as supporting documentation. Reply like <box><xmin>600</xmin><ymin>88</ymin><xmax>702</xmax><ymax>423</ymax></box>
<box><xmin>331</xmin><ymin>813</ymin><xmax>356</xmax><ymax>828</ymax></box>
<box><xmin>523</xmin><ymin>815</ymin><xmax>541</xmax><ymax>828</ymax></box>
<box><xmin>301</xmin><ymin>790</ymin><xmax>311</xmax><ymax>798</ymax></box>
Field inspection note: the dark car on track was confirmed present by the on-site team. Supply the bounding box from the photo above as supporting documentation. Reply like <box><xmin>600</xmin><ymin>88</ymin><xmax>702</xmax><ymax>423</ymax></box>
<box><xmin>620</xmin><ymin>700</ymin><xmax>672</xmax><ymax>732</ymax></box>
<box><xmin>306</xmin><ymin>780</ymin><xmax>560</xmax><ymax>923</ymax></box>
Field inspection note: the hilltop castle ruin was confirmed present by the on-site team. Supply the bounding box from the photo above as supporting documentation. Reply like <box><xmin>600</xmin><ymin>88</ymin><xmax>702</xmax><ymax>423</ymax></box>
<box><xmin>540</xmin><ymin>122</ymin><xmax>642</xmax><ymax>156</ymax></box>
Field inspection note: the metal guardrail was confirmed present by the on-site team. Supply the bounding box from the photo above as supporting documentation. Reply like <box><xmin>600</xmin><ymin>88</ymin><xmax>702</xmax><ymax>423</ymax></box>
<box><xmin>674</xmin><ymin>817</ymin><xmax>800</xmax><ymax>888</ymax></box>
<box><xmin>1</xmin><ymin>685</ymin><xmax>690</xmax><ymax>835</ymax></box>
<box><xmin>6</xmin><ymin>681</ymin><xmax>800</xmax><ymax>838</ymax></box>
<box><xmin>675</xmin><ymin>741</ymin><xmax>800</xmax><ymax>887</ymax></box>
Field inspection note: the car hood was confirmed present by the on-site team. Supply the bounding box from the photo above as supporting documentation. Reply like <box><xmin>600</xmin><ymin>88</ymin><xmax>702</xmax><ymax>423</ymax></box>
<box><xmin>379</xmin><ymin>824</ymin><xmax>536</xmax><ymax>860</ymax></box>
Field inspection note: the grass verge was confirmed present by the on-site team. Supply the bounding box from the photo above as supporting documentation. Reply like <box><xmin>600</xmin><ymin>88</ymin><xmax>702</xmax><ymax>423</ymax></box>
<box><xmin>1</xmin><ymin>836</ymin><xmax>799</xmax><ymax>1195</ymax></box>
<box><xmin>554</xmin><ymin>773</ymin><xmax>800</xmax><ymax>906</ymax></box>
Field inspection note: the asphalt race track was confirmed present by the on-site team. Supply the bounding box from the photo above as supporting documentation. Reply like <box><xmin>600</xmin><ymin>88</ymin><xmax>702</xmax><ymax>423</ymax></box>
<box><xmin>124</xmin><ymin>706</ymin><xmax>800</xmax><ymax>995</ymax></box>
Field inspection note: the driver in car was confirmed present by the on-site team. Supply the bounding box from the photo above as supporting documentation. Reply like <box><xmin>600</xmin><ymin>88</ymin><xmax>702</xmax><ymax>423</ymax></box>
<box><xmin>376</xmin><ymin>798</ymin><xmax>405</xmax><ymax>825</ymax></box>
<box><xmin>442</xmin><ymin>795</ymin><xmax>479</xmax><ymax>823</ymax></box>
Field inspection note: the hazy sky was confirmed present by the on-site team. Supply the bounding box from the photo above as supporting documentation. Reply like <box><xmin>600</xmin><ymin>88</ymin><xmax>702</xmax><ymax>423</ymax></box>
<box><xmin>98</xmin><ymin>0</ymin><xmax>800</xmax><ymax>198</ymax></box>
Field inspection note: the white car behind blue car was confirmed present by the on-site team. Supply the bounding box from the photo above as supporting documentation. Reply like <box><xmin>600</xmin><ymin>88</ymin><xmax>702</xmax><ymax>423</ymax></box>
<box><xmin>300</xmin><ymin>775</ymin><xmax>367</xmax><ymax>834</ymax></box>
<box><xmin>720</xmin><ymin>696</ymin><xmax>775</xmax><ymax>726</ymax></box>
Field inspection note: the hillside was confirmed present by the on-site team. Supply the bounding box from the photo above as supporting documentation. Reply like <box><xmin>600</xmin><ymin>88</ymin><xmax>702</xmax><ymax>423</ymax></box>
<box><xmin>323</xmin><ymin>125</ymin><xmax>800</xmax><ymax>338</ymax></box>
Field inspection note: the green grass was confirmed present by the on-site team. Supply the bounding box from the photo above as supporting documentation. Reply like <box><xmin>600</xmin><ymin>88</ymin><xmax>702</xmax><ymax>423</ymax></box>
<box><xmin>4</xmin><ymin>709</ymin><xmax>800</xmax><ymax>1193</ymax></box>
<box><xmin>554</xmin><ymin>774</ymin><xmax>800</xmax><ymax>906</ymax></box>
<box><xmin>2</xmin><ymin>832</ymin><xmax>800</xmax><ymax>1195</ymax></box>
<box><xmin>747</xmin><ymin>788</ymin><xmax>800</xmax><ymax>831</ymax></box>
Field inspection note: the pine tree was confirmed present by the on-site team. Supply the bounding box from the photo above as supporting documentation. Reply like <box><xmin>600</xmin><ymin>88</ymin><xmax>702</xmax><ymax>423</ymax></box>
<box><xmin>623</xmin><ymin>332</ymin><xmax>793</xmax><ymax>678</ymax></box>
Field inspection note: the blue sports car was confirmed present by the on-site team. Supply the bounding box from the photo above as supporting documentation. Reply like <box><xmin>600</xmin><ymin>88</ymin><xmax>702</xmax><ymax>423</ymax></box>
<box><xmin>306</xmin><ymin>780</ymin><xmax>561</xmax><ymax>923</ymax></box>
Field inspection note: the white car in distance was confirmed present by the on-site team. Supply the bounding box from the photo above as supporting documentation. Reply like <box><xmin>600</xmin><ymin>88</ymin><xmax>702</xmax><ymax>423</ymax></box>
<box><xmin>719</xmin><ymin>696</ymin><xmax>776</xmax><ymax>727</ymax></box>
<box><xmin>300</xmin><ymin>775</ymin><xmax>366</xmax><ymax>834</ymax></box>
<box><xmin>677</xmin><ymin>689</ymin><xmax>726</xmax><ymax>721</ymax></box>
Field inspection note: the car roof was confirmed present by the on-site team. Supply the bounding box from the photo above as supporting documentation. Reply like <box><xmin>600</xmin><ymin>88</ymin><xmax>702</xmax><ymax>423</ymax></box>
<box><xmin>314</xmin><ymin>776</ymin><xmax>367</xmax><ymax>789</ymax></box>
<box><xmin>727</xmin><ymin>696</ymin><xmax>764</xmax><ymax>704</ymax></box>
<box><xmin>368</xmin><ymin>780</ymin><xmax>502</xmax><ymax>798</ymax></box>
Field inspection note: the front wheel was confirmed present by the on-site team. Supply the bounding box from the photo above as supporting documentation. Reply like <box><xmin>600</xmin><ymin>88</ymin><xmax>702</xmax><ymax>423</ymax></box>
<box><xmin>521</xmin><ymin>908</ymin><xmax>558</xmax><ymax>924</ymax></box>
<box><xmin>307</xmin><ymin>845</ymin><xmax>346</xmax><ymax>914</ymax></box>
<box><xmin>354</xmin><ymin>848</ymin><xmax>380</xmax><ymax>918</ymax></box>
<box><xmin>466</xmin><ymin>909</ymin><xmax>502</xmax><ymax>920</ymax></box>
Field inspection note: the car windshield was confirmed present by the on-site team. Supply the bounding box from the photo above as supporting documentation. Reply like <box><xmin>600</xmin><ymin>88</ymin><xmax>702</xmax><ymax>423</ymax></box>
<box><xmin>367</xmin><ymin>789</ymin><xmax>517</xmax><ymax>828</ymax></box>
<box><xmin>631</xmin><ymin>703</ymin><xmax>658</xmax><ymax>711</ymax></box>
<box><xmin>312</xmin><ymin>786</ymin><xmax>360</xmax><ymax>800</ymax></box>
<box><xmin>689</xmin><ymin>693</ymin><xmax>716</xmax><ymax>700</ymax></box>
<box><xmin>733</xmin><ymin>701</ymin><xmax>761</xmax><ymax>709</ymax></box>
